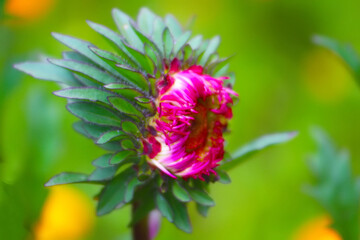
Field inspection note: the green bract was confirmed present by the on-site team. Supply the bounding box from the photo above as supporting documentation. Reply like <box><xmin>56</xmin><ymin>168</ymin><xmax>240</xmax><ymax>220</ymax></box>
<box><xmin>15</xmin><ymin>8</ymin><xmax>296</xmax><ymax>233</ymax></box>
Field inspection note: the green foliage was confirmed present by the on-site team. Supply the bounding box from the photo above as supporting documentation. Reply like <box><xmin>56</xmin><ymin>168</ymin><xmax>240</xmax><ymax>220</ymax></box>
<box><xmin>312</xmin><ymin>35</ymin><xmax>360</xmax><ymax>87</ymax></box>
<box><xmin>13</xmin><ymin>7</ymin><xmax>298</xmax><ymax>234</ymax></box>
<box><xmin>220</xmin><ymin>131</ymin><xmax>298</xmax><ymax>171</ymax></box>
<box><xmin>305</xmin><ymin>129</ymin><xmax>360</xmax><ymax>240</ymax></box>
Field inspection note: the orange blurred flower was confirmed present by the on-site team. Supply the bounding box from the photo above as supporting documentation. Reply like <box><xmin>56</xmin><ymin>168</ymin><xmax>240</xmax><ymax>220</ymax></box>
<box><xmin>293</xmin><ymin>216</ymin><xmax>342</xmax><ymax>240</ymax></box>
<box><xmin>34</xmin><ymin>186</ymin><xmax>94</xmax><ymax>240</ymax></box>
<box><xmin>5</xmin><ymin>0</ymin><xmax>55</xmax><ymax>21</ymax></box>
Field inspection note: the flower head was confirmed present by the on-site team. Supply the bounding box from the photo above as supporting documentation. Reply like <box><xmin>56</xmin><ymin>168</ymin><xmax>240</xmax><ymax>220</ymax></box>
<box><xmin>144</xmin><ymin>59</ymin><xmax>237</xmax><ymax>179</ymax></box>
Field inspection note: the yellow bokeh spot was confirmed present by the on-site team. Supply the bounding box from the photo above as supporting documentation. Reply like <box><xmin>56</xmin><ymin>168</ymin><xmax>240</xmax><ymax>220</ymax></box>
<box><xmin>5</xmin><ymin>0</ymin><xmax>55</xmax><ymax>21</ymax></box>
<box><xmin>302</xmin><ymin>48</ymin><xmax>352</xmax><ymax>103</ymax></box>
<box><xmin>34</xmin><ymin>186</ymin><xmax>94</xmax><ymax>240</ymax></box>
<box><xmin>293</xmin><ymin>216</ymin><xmax>342</xmax><ymax>240</ymax></box>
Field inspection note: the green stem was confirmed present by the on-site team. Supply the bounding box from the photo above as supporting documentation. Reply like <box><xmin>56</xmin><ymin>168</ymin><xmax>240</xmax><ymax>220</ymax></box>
<box><xmin>132</xmin><ymin>202</ymin><xmax>150</xmax><ymax>240</ymax></box>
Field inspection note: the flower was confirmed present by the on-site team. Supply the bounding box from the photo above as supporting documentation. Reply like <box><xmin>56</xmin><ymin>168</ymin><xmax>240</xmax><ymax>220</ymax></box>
<box><xmin>5</xmin><ymin>0</ymin><xmax>55</xmax><ymax>21</ymax></box>
<box><xmin>34</xmin><ymin>186</ymin><xmax>94</xmax><ymax>240</ymax></box>
<box><xmin>143</xmin><ymin>59</ymin><xmax>238</xmax><ymax>179</ymax></box>
<box><xmin>293</xmin><ymin>216</ymin><xmax>341</xmax><ymax>240</ymax></box>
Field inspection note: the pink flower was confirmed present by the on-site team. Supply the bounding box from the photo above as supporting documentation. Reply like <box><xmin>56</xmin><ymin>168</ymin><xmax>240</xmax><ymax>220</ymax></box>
<box><xmin>143</xmin><ymin>59</ymin><xmax>238</xmax><ymax>179</ymax></box>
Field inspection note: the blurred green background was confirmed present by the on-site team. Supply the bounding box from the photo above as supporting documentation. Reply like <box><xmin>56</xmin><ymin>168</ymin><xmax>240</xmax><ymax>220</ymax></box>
<box><xmin>1</xmin><ymin>0</ymin><xmax>360</xmax><ymax>239</ymax></box>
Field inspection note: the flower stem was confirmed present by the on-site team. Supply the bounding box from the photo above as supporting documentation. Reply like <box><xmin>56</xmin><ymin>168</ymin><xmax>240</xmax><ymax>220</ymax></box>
<box><xmin>132</xmin><ymin>202</ymin><xmax>150</xmax><ymax>240</ymax></box>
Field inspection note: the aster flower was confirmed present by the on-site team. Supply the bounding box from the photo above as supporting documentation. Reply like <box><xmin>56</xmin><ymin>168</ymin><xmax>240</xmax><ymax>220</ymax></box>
<box><xmin>15</xmin><ymin>8</ymin><xmax>296</xmax><ymax>236</ymax></box>
<box><xmin>145</xmin><ymin>59</ymin><xmax>237</xmax><ymax>179</ymax></box>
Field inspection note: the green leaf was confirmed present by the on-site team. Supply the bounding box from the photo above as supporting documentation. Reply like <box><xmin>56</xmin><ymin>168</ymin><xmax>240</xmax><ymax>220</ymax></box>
<box><xmin>163</xmin><ymin>28</ymin><xmax>174</xmax><ymax>60</ymax></box>
<box><xmin>121</xmin><ymin>121</ymin><xmax>141</xmax><ymax>136</ymax></box>
<box><xmin>92</xmin><ymin>154</ymin><xmax>113</xmax><ymax>168</ymax></box>
<box><xmin>196</xmin><ymin>203</ymin><xmax>210</xmax><ymax>217</ymax></box>
<box><xmin>124</xmin><ymin>177</ymin><xmax>141</xmax><ymax>203</ymax></box>
<box><xmin>62</xmin><ymin>51</ymin><xmax>94</xmax><ymax>65</ymax></box>
<box><xmin>112</xmin><ymin>8</ymin><xmax>144</xmax><ymax>52</ymax></box>
<box><xmin>152</xmin><ymin>17</ymin><xmax>166</xmax><ymax>55</ymax></box>
<box><xmin>48</xmin><ymin>59</ymin><xmax>115</xmax><ymax>85</ymax></box>
<box><xmin>217</xmin><ymin>170</ymin><xmax>231</xmax><ymax>184</ymax></box>
<box><xmin>167</xmin><ymin>194</ymin><xmax>192</xmax><ymax>233</ymax></box>
<box><xmin>54</xmin><ymin>87</ymin><xmax>116</xmax><ymax>103</ymax></box>
<box><xmin>14</xmin><ymin>62</ymin><xmax>81</xmax><ymax>86</ymax></box>
<box><xmin>115</xmin><ymin>65</ymin><xmax>150</xmax><ymax>91</ymax></box>
<box><xmin>137</xmin><ymin>8</ymin><xmax>156</xmax><ymax>36</ymax></box>
<box><xmin>313</xmin><ymin>35</ymin><xmax>360</xmax><ymax>87</ymax></box>
<box><xmin>45</xmin><ymin>172</ymin><xmax>88</xmax><ymax>186</ymax></box>
<box><xmin>186</xmin><ymin>188</ymin><xmax>214</xmax><ymax>207</ymax></box>
<box><xmin>144</xmin><ymin>44</ymin><xmax>162</xmax><ymax>70</ymax></box>
<box><xmin>174</xmin><ymin>31</ymin><xmax>192</xmax><ymax>55</ymax></box>
<box><xmin>188</xmin><ymin>35</ymin><xmax>203</xmax><ymax>50</ymax></box>
<box><xmin>87</xmin><ymin>20</ymin><xmax>137</xmax><ymax>68</ymax></box>
<box><xmin>97</xmin><ymin>167</ymin><xmax>136</xmax><ymax>216</ymax></box>
<box><xmin>172</xmin><ymin>181</ymin><xmax>191</xmax><ymax>202</ymax></box>
<box><xmin>104</xmin><ymin>83</ymin><xmax>133</xmax><ymax>89</ymax></box>
<box><xmin>75</xmin><ymin>121</ymin><xmax>114</xmax><ymax>139</ymax></box>
<box><xmin>131</xmin><ymin>23</ymin><xmax>162</xmax><ymax>56</ymax></box>
<box><xmin>182</xmin><ymin>44</ymin><xmax>194</xmax><ymax>62</ymax></box>
<box><xmin>109</xmin><ymin>96</ymin><xmax>144</xmax><ymax>118</ymax></box>
<box><xmin>110</xmin><ymin>150</ymin><xmax>136</xmax><ymax>164</ymax></box>
<box><xmin>88</xmin><ymin>166</ymin><xmax>117</xmax><ymax>181</ymax></box>
<box><xmin>121</xmin><ymin>45</ymin><xmax>155</xmax><ymax>74</ymax></box>
<box><xmin>156</xmin><ymin>192</ymin><xmax>174</xmax><ymax>222</ymax></box>
<box><xmin>165</xmin><ymin>14</ymin><xmax>183</xmax><ymax>39</ymax></box>
<box><xmin>220</xmin><ymin>131</ymin><xmax>298</xmax><ymax>171</ymax></box>
<box><xmin>96</xmin><ymin>129</ymin><xmax>126</xmax><ymax>144</ymax></box>
<box><xmin>199</xmin><ymin>36</ymin><xmax>220</xmax><ymax>66</ymax></box>
<box><xmin>67</xmin><ymin>102</ymin><xmax>123</xmax><ymax>127</ymax></box>
<box><xmin>52</xmin><ymin>32</ymin><xmax>116</xmax><ymax>75</ymax></box>
<box><xmin>89</xmin><ymin>46</ymin><xmax>127</xmax><ymax>68</ymax></box>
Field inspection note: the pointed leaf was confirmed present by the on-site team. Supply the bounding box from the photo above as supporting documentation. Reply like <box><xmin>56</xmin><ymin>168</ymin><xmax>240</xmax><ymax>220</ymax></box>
<box><xmin>152</xmin><ymin>17</ymin><xmax>166</xmax><ymax>54</ymax></box>
<box><xmin>217</xmin><ymin>170</ymin><xmax>231</xmax><ymax>184</ymax></box>
<box><xmin>54</xmin><ymin>87</ymin><xmax>116</xmax><ymax>103</ymax></box>
<box><xmin>156</xmin><ymin>192</ymin><xmax>174</xmax><ymax>222</ymax></box>
<box><xmin>112</xmin><ymin>8</ymin><xmax>143</xmax><ymax>51</ymax></box>
<box><xmin>165</xmin><ymin>14</ymin><xmax>183</xmax><ymax>39</ymax></box>
<box><xmin>14</xmin><ymin>62</ymin><xmax>81</xmax><ymax>86</ymax></box>
<box><xmin>137</xmin><ymin>8</ymin><xmax>157</xmax><ymax>35</ymax></box>
<box><xmin>188</xmin><ymin>35</ymin><xmax>203</xmax><ymax>50</ymax></box>
<box><xmin>186</xmin><ymin>188</ymin><xmax>214</xmax><ymax>206</ymax></box>
<box><xmin>67</xmin><ymin>102</ymin><xmax>123</xmax><ymax>127</ymax></box>
<box><xmin>167</xmin><ymin>194</ymin><xmax>192</xmax><ymax>233</ymax></box>
<box><xmin>97</xmin><ymin>167</ymin><xmax>136</xmax><ymax>215</ymax></box>
<box><xmin>87</xmin><ymin>20</ymin><xmax>138</xmax><ymax>68</ymax></box>
<box><xmin>88</xmin><ymin>166</ymin><xmax>117</xmax><ymax>181</ymax></box>
<box><xmin>163</xmin><ymin>28</ymin><xmax>174</xmax><ymax>60</ymax></box>
<box><xmin>109</xmin><ymin>96</ymin><xmax>143</xmax><ymax>119</ymax></box>
<box><xmin>48</xmin><ymin>59</ymin><xmax>115</xmax><ymax>85</ymax></box>
<box><xmin>96</xmin><ymin>129</ymin><xmax>127</xmax><ymax>144</ymax></box>
<box><xmin>174</xmin><ymin>31</ymin><xmax>191</xmax><ymax>55</ymax></box>
<box><xmin>52</xmin><ymin>32</ymin><xmax>117</xmax><ymax>75</ymax></box>
<box><xmin>172</xmin><ymin>181</ymin><xmax>191</xmax><ymax>202</ymax></box>
<box><xmin>92</xmin><ymin>154</ymin><xmax>113</xmax><ymax>168</ymax></box>
<box><xmin>116</xmin><ymin>65</ymin><xmax>150</xmax><ymax>91</ymax></box>
<box><xmin>110</xmin><ymin>150</ymin><xmax>136</xmax><ymax>164</ymax></box>
<box><xmin>196</xmin><ymin>203</ymin><xmax>210</xmax><ymax>217</ymax></box>
<box><xmin>45</xmin><ymin>172</ymin><xmax>89</xmax><ymax>186</ymax></box>
<box><xmin>220</xmin><ymin>131</ymin><xmax>298</xmax><ymax>171</ymax></box>
<box><xmin>124</xmin><ymin>177</ymin><xmax>141</xmax><ymax>203</ymax></box>
<box><xmin>199</xmin><ymin>36</ymin><xmax>220</xmax><ymax>65</ymax></box>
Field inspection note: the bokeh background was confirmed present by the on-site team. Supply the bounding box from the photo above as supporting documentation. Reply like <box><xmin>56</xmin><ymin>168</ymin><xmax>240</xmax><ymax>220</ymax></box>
<box><xmin>1</xmin><ymin>0</ymin><xmax>360</xmax><ymax>239</ymax></box>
